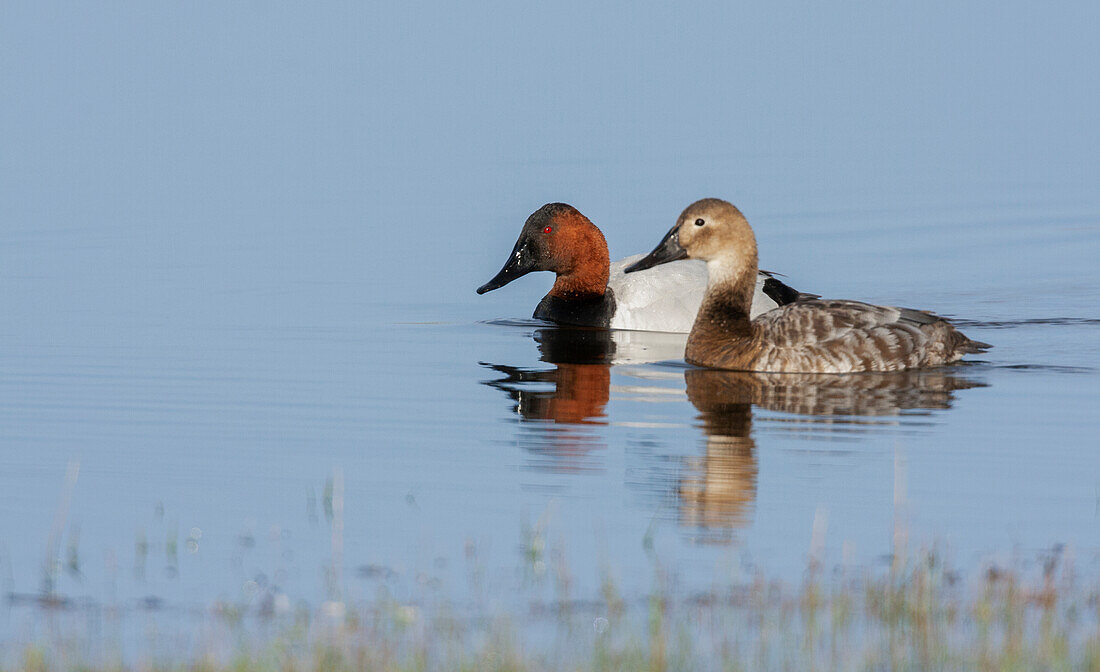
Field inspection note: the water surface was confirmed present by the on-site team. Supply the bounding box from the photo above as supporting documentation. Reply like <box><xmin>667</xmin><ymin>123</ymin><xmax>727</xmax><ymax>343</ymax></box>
<box><xmin>2</xmin><ymin>0</ymin><xmax>1099</xmax><ymax>658</ymax></box>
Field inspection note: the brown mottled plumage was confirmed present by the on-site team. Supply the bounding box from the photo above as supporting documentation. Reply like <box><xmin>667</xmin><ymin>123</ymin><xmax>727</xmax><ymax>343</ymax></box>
<box><xmin>627</xmin><ymin>198</ymin><xmax>991</xmax><ymax>373</ymax></box>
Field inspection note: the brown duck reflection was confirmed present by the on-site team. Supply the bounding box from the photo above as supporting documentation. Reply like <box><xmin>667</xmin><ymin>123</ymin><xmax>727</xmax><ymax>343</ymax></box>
<box><xmin>482</xmin><ymin>327</ymin><xmax>614</xmax><ymax>424</ymax></box>
<box><xmin>680</xmin><ymin>368</ymin><xmax>986</xmax><ymax>542</ymax></box>
<box><xmin>481</xmin><ymin>327</ymin><xmax>616</xmax><ymax>469</ymax></box>
<box><xmin>679</xmin><ymin>374</ymin><xmax>757</xmax><ymax>541</ymax></box>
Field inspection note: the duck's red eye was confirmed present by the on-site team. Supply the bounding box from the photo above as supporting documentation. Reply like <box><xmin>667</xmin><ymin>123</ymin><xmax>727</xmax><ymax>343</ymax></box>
<box><xmin>543</xmin><ymin>226</ymin><xmax>553</xmax><ymax>234</ymax></box>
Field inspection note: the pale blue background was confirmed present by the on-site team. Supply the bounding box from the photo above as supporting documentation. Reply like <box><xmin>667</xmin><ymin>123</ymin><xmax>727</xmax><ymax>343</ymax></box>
<box><xmin>1</xmin><ymin>0</ymin><xmax>1099</xmax><ymax>647</ymax></box>
<box><xmin>4</xmin><ymin>2</ymin><xmax>1098</xmax><ymax>328</ymax></box>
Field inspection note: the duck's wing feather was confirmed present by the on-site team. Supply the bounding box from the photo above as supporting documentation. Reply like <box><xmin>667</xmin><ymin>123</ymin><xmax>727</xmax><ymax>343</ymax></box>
<box><xmin>755</xmin><ymin>268</ymin><xmax>817</xmax><ymax>313</ymax></box>
<box><xmin>750</xmin><ymin>300</ymin><xmax>990</xmax><ymax>372</ymax></box>
<box><xmin>759</xmin><ymin>274</ymin><xmax>817</xmax><ymax>307</ymax></box>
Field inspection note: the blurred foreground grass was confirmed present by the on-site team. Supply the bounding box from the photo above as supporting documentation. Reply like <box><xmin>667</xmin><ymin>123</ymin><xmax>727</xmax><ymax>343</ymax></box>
<box><xmin>7</xmin><ymin>547</ymin><xmax>1100</xmax><ymax>672</ymax></box>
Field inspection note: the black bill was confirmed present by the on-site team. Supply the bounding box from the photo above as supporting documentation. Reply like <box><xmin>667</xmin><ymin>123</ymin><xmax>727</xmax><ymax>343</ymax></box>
<box><xmin>476</xmin><ymin>236</ymin><xmax>537</xmax><ymax>294</ymax></box>
<box><xmin>623</xmin><ymin>224</ymin><xmax>688</xmax><ymax>273</ymax></box>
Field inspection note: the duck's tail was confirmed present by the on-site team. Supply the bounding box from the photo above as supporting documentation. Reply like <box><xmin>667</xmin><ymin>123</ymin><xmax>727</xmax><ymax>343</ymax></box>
<box><xmin>961</xmin><ymin>337</ymin><xmax>992</xmax><ymax>354</ymax></box>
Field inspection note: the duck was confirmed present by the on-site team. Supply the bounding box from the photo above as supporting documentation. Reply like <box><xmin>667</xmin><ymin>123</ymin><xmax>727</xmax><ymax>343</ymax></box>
<box><xmin>476</xmin><ymin>203</ymin><xmax>812</xmax><ymax>333</ymax></box>
<box><xmin>624</xmin><ymin>198</ymin><xmax>991</xmax><ymax>372</ymax></box>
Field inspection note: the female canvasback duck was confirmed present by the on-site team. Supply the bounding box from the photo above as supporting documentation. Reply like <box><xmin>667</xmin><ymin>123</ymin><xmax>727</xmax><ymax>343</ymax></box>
<box><xmin>625</xmin><ymin>198</ymin><xmax>991</xmax><ymax>373</ymax></box>
<box><xmin>477</xmin><ymin>203</ymin><xmax>810</xmax><ymax>333</ymax></box>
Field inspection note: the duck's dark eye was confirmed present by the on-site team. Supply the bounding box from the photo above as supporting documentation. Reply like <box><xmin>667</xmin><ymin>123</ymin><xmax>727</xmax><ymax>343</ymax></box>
<box><xmin>694</xmin><ymin>218</ymin><xmax>705</xmax><ymax>227</ymax></box>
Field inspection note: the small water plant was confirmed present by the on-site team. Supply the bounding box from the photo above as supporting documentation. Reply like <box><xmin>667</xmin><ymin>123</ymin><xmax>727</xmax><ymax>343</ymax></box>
<box><xmin>5</xmin><ymin>543</ymin><xmax>1100</xmax><ymax>672</ymax></box>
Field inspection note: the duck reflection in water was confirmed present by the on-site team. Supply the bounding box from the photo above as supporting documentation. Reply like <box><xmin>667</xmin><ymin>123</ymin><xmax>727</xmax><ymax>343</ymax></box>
<box><xmin>680</xmin><ymin>368</ymin><xmax>986</xmax><ymax>543</ymax></box>
<box><xmin>482</xmin><ymin>327</ymin><xmax>615</xmax><ymax>423</ymax></box>
<box><xmin>680</xmin><ymin>371</ymin><xmax>757</xmax><ymax>542</ymax></box>
<box><xmin>483</xmin><ymin>327</ymin><xmax>985</xmax><ymax>536</ymax></box>
<box><xmin>481</xmin><ymin>327</ymin><xmax>617</xmax><ymax>470</ymax></box>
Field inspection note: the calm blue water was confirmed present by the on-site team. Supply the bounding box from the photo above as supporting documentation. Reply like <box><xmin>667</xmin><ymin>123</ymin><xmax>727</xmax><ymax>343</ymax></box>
<box><xmin>1</xmin><ymin>0</ymin><xmax>1099</xmax><ymax>656</ymax></box>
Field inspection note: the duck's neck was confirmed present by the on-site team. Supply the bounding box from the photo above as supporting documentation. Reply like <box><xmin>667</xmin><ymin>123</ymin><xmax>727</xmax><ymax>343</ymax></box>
<box><xmin>686</xmin><ymin>257</ymin><xmax>759</xmax><ymax>366</ymax></box>
<box><xmin>702</xmin><ymin>257</ymin><xmax>757</xmax><ymax>321</ymax></box>
<box><xmin>548</xmin><ymin>233</ymin><xmax>610</xmax><ymax>300</ymax></box>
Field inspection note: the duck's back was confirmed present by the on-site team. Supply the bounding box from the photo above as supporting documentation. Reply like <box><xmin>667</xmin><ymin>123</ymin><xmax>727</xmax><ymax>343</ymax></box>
<box><xmin>606</xmin><ymin>255</ymin><xmax>707</xmax><ymax>332</ymax></box>
<box><xmin>732</xmin><ymin>300</ymin><xmax>990</xmax><ymax>373</ymax></box>
<box><xmin>607</xmin><ymin>256</ymin><xmax>798</xmax><ymax>333</ymax></box>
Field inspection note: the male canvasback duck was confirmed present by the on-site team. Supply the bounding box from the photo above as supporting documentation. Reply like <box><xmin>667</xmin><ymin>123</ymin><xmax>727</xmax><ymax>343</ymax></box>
<box><xmin>476</xmin><ymin>203</ymin><xmax>811</xmax><ymax>333</ymax></box>
<box><xmin>625</xmin><ymin>198</ymin><xmax>991</xmax><ymax>373</ymax></box>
